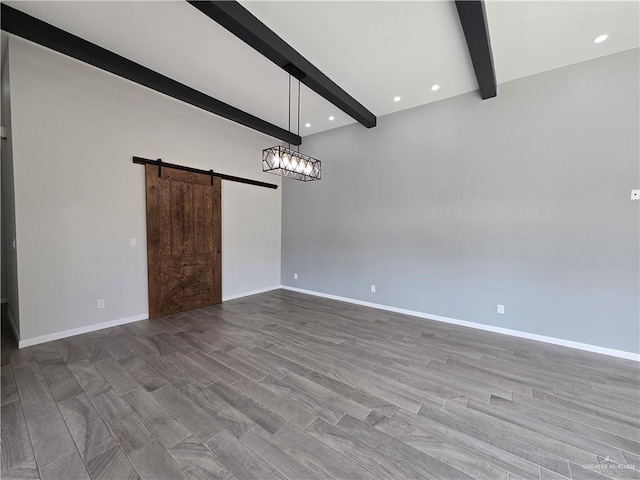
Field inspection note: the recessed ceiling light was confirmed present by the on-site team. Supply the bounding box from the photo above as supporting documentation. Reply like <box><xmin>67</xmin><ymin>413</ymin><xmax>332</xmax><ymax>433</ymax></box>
<box><xmin>305</xmin><ymin>123</ymin><xmax>311</xmax><ymax>128</ymax></box>
<box><xmin>594</xmin><ymin>34</ymin><xmax>608</xmax><ymax>43</ymax></box>
<box><xmin>431</xmin><ymin>84</ymin><xmax>440</xmax><ymax>91</ymax></box>
<box><xmin>393</xmin><ymin>96</ymin><xmax>401</xmax><ymax>102</ymax></box>
<box><xmin>328</xmin><ymin>116</ymin><xmax>335</xmax><ymax>121</ymax></box>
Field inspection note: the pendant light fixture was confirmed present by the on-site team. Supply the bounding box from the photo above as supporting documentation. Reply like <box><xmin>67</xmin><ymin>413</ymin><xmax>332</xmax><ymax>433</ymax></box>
<box><xmin>263</xmin><ymin>73</ymin><xmax>321</xmax><ymax>182</ymax></box>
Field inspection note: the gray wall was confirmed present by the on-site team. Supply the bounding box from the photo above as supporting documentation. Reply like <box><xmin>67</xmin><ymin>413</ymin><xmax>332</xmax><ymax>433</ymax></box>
<box><xmin>1</xmin><ymin>38</ymin><xmax>20</xmax><ymax>334</ymax></box>
<box><xmin>9</xmin><ymin>37</ymin><xmax>282</xmax><ymax>343</ymax></box>
<box><xmin>282</xmin><ymin>49</ymin><xmax>640</xmax><ymax>354</ymax></box>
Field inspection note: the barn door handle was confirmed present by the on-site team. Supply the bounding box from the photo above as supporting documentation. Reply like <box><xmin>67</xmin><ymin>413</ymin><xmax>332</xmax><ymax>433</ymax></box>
<box><xmin>157</xmin><ymin>158</ymin><xmax>163</xmax><ymax>178</ymax></box>
<box><xmin>209</xmin><ymin>170</ymin><xmax>214</xmax><ymax>186</ymax></box>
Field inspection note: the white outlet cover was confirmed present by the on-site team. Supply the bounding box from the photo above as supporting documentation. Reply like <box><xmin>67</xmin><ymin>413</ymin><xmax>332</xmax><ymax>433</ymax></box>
<box><xmin>294</xmin><ymin>273</ymin><xmax>298</xmax><ymax>280</ymax></box>
<box><xmin>370</xmin><ymin>285</ymin><xmax>376</xmax><ymax>293</ymax></box>
<box><xmin>631</xmin><ymin>189</ymin><xmax>640</xmax><ymax>200</ymax></box>
<box><xmin>497</xmin><ymin>304</ymin><xmax>505</xmax><ymax>314</ymax></box>
<box><xmin>130</xmin><ymin>238</ymin><xmax>137</xmax><ymax>247</ymax></box>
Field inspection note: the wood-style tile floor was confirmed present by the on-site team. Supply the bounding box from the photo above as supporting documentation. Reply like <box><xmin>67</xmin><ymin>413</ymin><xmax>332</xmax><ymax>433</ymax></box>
<box><xmin>1</xmin><ymin>289</ymin><xmax>639</xmax><ymax>480</ymax></box>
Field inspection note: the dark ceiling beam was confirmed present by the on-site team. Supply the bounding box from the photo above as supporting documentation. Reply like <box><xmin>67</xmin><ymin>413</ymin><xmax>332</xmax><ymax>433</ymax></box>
<box><xmin>455</xmin><ymin>0</ymin><xmax>497</xmax><ymax>100</ymax></box>
<box><xmin>0</xmin><ymin>4</ymin><xmax>301</xmax><ymax>145</ymax></box>
<box><xmin>187</xmin><ymin>1</ymin><xmax>377</xmax><ymax>129</ymax></box>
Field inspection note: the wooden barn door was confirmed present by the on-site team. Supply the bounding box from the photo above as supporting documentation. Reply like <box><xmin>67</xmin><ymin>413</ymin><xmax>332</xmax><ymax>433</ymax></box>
<box><xmin>145</xmin><ymin>164</ymin><xmax>222</xmax><ymax>318</ymax></box>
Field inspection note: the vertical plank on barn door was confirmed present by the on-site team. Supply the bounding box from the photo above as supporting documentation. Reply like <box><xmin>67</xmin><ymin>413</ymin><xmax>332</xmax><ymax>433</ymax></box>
<box><xmin>145</xmin><ymin>165</ymin><xmax>222</xmax><ymax>319</ymax></box>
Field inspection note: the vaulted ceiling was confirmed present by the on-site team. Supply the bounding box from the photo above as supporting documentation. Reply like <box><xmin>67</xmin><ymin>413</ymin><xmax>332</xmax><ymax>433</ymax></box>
<box><xmin>3</xmin><ymin>1</ymin><xmax>639</xmax><ymax>139</ymax></box>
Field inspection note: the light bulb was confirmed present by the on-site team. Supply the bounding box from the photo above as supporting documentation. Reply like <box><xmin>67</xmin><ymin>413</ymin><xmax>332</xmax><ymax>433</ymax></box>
<box><xmin>304</xmin><ymin>163</ymin><xmax>313</xmax><ymax>175</ymax></box>
<box><xmin>273</xmin><ymin>155</ymin><xmax>281</xmax><ymax>168</ymax></box>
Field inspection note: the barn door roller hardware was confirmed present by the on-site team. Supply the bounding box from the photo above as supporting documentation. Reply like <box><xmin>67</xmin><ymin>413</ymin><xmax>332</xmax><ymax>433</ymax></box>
<box><xmin>133</xmin><ymin>157</ymin><xmax>278</xmax><ymax>190</ymax></box>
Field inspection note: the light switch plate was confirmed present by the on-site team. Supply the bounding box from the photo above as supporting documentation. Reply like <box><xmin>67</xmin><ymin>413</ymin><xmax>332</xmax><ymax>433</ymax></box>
<box><xmin>130</xmin><ymin>238</ymin><xmax>137</xmax><ymax>247</ymax></box>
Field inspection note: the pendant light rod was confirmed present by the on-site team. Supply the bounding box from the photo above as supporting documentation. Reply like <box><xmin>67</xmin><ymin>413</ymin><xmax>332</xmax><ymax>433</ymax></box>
<box><xmin>288</xmin><ymin>74</ymin><xmax>292</xmax><ymax>149</ymax></box>
<box><xmin>297</xmin><ymin>79</ymin><xmax>301</xmax><ymax>153</ymax></box>
<box><xmin>261</xmin><ymin>62</ymin><xmax>321</xmax><ymax>182</ymax></box>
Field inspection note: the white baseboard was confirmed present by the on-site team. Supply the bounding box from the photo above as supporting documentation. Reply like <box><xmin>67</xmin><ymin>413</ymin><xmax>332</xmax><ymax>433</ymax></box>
<box><xmin>280</xmin><ymin>285</ymin><xmax>639</xmax><ymax>362</ymax></box>
<box><xmin>16</xmin><ymin>285</ymin><xmax>280</xmax><ymax>349</ymax></box>
<box><xmin>7</xmin><ymin>310</ymin><xmax>19</xmax><ymax>342</ymax></box>
<box><xmin>18</xmin><ymin>313</ymin><xmax>149</xmax><ymax>349</ymax></box>
<box><xmin>223</xmin><ymin>285</ymin><xmax>281</xmax><ymax>302</ymax></box>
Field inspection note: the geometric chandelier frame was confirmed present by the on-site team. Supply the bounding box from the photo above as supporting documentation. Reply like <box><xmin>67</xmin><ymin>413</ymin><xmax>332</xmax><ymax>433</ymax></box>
<box><xmin>262</xmin><ymin>145</ymin><xmax>321</xmax><ymax>181</ymax></box>
<box><xmin>262</xmin><ymin>71</ymin><xmax>322</xmax><ymax>182</ymax></box>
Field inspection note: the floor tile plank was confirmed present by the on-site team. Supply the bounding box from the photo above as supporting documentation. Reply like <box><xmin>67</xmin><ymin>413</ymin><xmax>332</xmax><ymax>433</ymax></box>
<box><xmin>366</xmin><ymin>410</ymin><xmax>510</xmax><ymax>480</ymax></box>
<box><xmin>39</xmin><ymin>360</ymin><xmax>83</xmax><ymax>402</ymax></box>
<box><xmin>274</xmin><ymin>423</ymin><xmax>379</xmax><ymax>480</ymax></box>
<box><xmin>128</xmin><ymin>440</ymin><xmax>190</xmax><ymax>480</ymax></box>
<box><xmin>118</xmin><ymin>356</ymin><xmax>168</xmax><ymax>392</ymax></box>
<box><xmin>206</xmin><ymin>430</ymin><xmax>286</xmax><ymax>480</ymax></box>
<box><xmin>151</xmin><ymin>384</ymin><xmax>223</xmax><ymax>443</ymax></box>
<box><xmin>241</xmin><ymin>426</ymin><xmax>330</xmax><ymax>480</ymax></box>
<box><xmin>187</xmin><ymin>351</ymin><xmax>242</xmax><ymax>384</ymax></box>
<box><xmin>90</xmin><ymin>389</ymin><xmax>154</xmax><ymax>454</ymax></box>
<box><xmin>207</xmin><ymin>381</ymin><xmax>286</xmax><ymax>435</ymax></box>
<box><xmin>336</xmin><ymin>414</ymin><xmax>474</xmax><ymax>480</ymax></box>
<box><xmin>58</xmin><ymin>393</ymin><xmax>118</xmax><ymax>461</ymax></box>
<box><xmin>306</xmin><ymin>418</ymin><xmax>419</xmax><ymax>479</ymax></box>
<box><xmin>93</xmin><ymin>358</ymin><xmax>140</xmax><ymax>395</ymax></box>
<box><xmin>1</xmin><ymin>364</ymin><xmax>19</xmax><ymax>405</ymax></box>
<box><xmin>22</xmin><ymin>398</ymin><xmax>77</xmax><ymax>469</ymax></box>
<box><xmin>259</xmin><ymin>375</ymin><xmax>346</xmax><ymax>426</ymax></box>
<box><xmin>40</xmin><ymin>452</ymin><xmax>91</xmax><ymax>480</ymax></box>
<box><xmin>180</xmin><ymin>383</ymin><xmax>256</xmax><ymax>438</ymax></box>
<box><xmin>233</xmin><ymin>377</ymin><xmax>317</xmax><ymax>428</ymax></box>
<box><xmin>13</xmin><ymin>364</ymin><xmax>52</xmax><ymax>407</ymax></box>
<box><xmin>1</xmin><ymin>401</ymin><xmax>39</xmax><ymax>479</ymax></box>
<box><xmin>168</xmin><ymin>436</ymin><xmax>238</xmax><ymax>480</ymax></box>
<box><xmin>85</xmin><ymin>445</ymin><xmax>139</xmax><ymax>480</ymax></box>
<box><xmin>122</xmin><ymin>388</ymin><xmax>191</xmax><ymax>449</ymax></box>
<box><xmin>67</xmin><ymin>363</ymin><xmax>111</xmax><ymax>398</ymax></box>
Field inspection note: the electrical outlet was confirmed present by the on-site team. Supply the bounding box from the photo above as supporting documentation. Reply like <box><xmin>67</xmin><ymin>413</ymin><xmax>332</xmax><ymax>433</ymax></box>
<box><xmin>97</xmin><ymin>299</ymin><xmax>106</xmax><ymax>309</ymax></box>
<box><xmin>631</xmin><ymin>189</ymin><xmax>640</xmax><ymax>200</ymax></box>
<box><xmin>130</xmin><ymin>238</ymin><xmax>137</xmax><ymax>247</ymax></box>
<box><xmin>294</xmin><ymin>273</ymin><xmax>298</xmax><ymax>280</ymax></box>
<box><xmin>497</xmin><ymin>304</ymin><xmax>505</xmax><ymax>314</ymax></box>
<box><xmin>370</xmin><ymin>285</ymin><xmax>376</xmax><ymax>293</ymax></box>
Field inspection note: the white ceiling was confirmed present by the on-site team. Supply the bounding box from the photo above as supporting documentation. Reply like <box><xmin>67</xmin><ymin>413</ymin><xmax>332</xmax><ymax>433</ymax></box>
<box><xmin>242</xmin><ymin>1</ymin><xmax>478</xmax><ymax>119</ymax></box>
<box><xmin>486</xmin><ymin>1</ymin><xmax>639</xmax><ymax>84</ymax></box>
<box><xmin>5</xmin><ymin>1</ymin><xmax>639</xmax><ymax>139</ymax></box>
